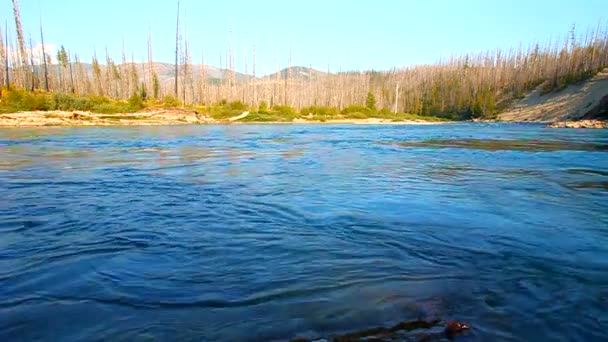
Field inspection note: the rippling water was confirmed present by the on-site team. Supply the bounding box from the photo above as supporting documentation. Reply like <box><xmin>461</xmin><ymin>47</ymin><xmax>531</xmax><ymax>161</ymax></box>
<box><xmin>1</xmin><ymin>123</ymin><xmax>607</xmax><ymax>341</ymax></box>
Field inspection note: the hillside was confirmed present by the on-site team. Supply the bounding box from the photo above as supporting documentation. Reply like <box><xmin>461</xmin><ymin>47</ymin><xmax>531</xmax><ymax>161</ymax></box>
<box><xmin>263</xmin><ymin>66</ymin><xmax>328</xmax><ymax>81</ymax></box>
<box><xmin>34</xmin><ymin>62</ymin><xmax>250</xmax><ymax>84</ymax></box>
<box><xmin>498</xmin><ymin>68</ymin><xmax>608</xmax><ymax>122</ymax></box>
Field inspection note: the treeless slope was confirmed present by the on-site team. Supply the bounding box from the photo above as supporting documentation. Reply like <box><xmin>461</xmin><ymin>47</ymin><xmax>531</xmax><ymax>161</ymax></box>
<box><xmin>499</xmin><ymin>68</ymin><xmax>608</xmax><ymax>122</ymax></box>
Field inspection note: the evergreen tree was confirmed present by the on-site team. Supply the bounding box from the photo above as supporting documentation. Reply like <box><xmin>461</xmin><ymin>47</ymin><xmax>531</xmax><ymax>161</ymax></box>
<box><xmin>366</xmin><ymin>92</ymin><xmax>377</xmax><ymax>112</ymax></box>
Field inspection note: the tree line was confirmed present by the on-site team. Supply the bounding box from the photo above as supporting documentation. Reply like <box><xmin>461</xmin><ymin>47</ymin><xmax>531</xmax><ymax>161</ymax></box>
<box><xmin>2</xmin><ymin>0</ymin><xmax>608</xmax><ymax>119</ymax></box>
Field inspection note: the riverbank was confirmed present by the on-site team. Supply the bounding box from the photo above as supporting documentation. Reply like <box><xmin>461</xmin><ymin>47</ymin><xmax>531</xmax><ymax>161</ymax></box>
<box><xmin>548</xmin><ymin>119</ymin><xmax>608</xmax><ymax>129</ymax></box>
<box><xmin>498</xmin><ymin>68</ymin><xmax>608</xmax><ymax>122</ymax></box>
<box><xmin>0</xmin><ymin>110</ymin><xmax>450</xmax><ymax>127</ymax></box>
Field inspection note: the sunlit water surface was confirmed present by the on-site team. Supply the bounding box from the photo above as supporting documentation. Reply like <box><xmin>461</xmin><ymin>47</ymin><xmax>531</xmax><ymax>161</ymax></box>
<box><xmin>1</xmin><ymin>123</ymin><xmax>607</xmax><ymax>341</ymax></box>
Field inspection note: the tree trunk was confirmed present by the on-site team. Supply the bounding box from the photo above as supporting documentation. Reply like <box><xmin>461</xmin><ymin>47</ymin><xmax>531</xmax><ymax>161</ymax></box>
<box><xmin>174</xmin><ymin>0</ymin><xmax>180</xmax><ymax>97</ymax></box>
<box><xmin>39</xmin><ymin>20</ymin><xmax>49</xmax><ymax>92</ymax></box>
<box><xmin>0</xmin><ymin>20</ymin><xmax>6</xmax><ymax>88</ymax></box>
<box><xmin>11</xmin><ymin>0</ymin><xmax>30</xmax><ymax>90</ymax></box>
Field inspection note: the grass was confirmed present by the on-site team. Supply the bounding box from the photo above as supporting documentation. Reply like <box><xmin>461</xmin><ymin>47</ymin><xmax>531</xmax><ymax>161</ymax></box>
<box><xmin>198</xmin><ymin>101</ymin><xmax>251</xmax><ymax>120</ymax></box>
<box><xmin>234</xmin><ymin>109</ymin><xmax>447</xmax><ymax>123</ymax></box>
<box><xmin>239</xmin><ymin>111</ymin><xmax>299</xmax><ymax>122</ymax></box>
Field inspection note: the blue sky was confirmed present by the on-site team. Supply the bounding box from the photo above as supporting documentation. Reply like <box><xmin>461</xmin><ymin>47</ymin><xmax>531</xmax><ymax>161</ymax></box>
<box><xmin>0</xmin><ymin>0</ymin><xmax>605</xmax><ymax>75</ymax></box>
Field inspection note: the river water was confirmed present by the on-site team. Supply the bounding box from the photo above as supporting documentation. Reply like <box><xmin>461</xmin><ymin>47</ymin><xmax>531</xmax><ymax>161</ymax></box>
<box><xmin>1</xmin><ymin>123</ymin><xmax>607</xmax><ymax>341</ymax></box>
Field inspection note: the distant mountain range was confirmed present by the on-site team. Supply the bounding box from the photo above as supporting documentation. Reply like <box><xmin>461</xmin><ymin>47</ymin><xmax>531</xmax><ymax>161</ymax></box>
<box><xmin>263</xmin><ymin>66</ymin><xmax>329</xmax><ymax>80</ymax></box>
<box><xmin>32</xmin><ymin>63</ymin><xmax>329</xmax><ymax>85</ymax></box>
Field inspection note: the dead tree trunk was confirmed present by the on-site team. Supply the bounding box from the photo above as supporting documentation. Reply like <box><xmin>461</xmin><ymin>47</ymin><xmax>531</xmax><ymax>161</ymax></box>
<box><xmin>174</xmin><ymin>0</ymin><xmax>180</xmax><ymax>98</ymax></box>
<box><xmin>12</xmin><ymin>0</ymin><xmax>30</xmax><ymax>90</ymax></box>
<box><xmin>68</xmin><ymin>51</ymin><xmax>74</xmax><ymax>93</ymax></box>
<box><xmin>0</xmin><ymin>21</ymin><xmax>6</xmax><ymax>88</ymax></box>
<box><xmin>39</xmin><ymin>20</ymin><xmax>49</xmax><ymax>91</ymax></box>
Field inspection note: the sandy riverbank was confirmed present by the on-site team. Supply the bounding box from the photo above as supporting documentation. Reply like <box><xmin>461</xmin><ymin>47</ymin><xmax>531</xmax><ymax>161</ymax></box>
<box><xmin>0</xmin><ymin>110</ymin><xmax>450</xmax><ymax>127</ymax></box>
<box><xmin>498</xmin><ymin>69</ymin><xmax>608</xmax><ymax>122</ymax></box>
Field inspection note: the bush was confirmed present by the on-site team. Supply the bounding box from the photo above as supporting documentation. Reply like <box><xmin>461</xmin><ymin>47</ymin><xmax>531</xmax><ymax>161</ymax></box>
<box><xmin>239</xmin><ymin>111</ymin><xmax>295</xmax><ymax>122</ymax></box>
<box><xmin>206</xmin><ymin>104</ymin><xmax>246</xmax><ymax>120</ymax></box>
<box><xmin>258</xmin><ymin>101</ymin><xmax>269</xmax><ymax>113</ymax></box>
<box><xmin>300</xmin><ymin>106</ymin><xmax>340</xmax><ymax>116</ymax></box>
<box><xmin>128</xmin><ymin>93</ymin><xmax>145</xmax><ymax>111</ymax></box>
<box><xmin>49</xmin><ymin>93</ymin><xmax>77</xmax><ymax>110</ymax></box>
<box><xmin>163</xmin><ymin>95</ymin><xmax>181</xmax><ymax>107</ymax></box>
<box><xmin>341</xmin><ymin>105</ymin><xmax>372</xmax><ymax>115</ymax></box>
<box><xmin>0</xmin><ymin>89</ymin><xmax>49</xmax><ymax>113</ymax></box>
<box><xmin>47</xmin><ymin>93</ymin><xmax>114</xmax><ymax>112</ymax></box>
<box><xmin>271</xmin><ymin>105</ymin><xmax>296</xmax><ymax>115</ymax></box>
<box><xmin>91</xmin><ymin>103</ymin><xmax>131</xmax><ymax>114</ymax></box>
<box><xmin>343</xmin><ymin>111</ymin><xmax>368</xmax><ymax>119</ymax></box>
<box><xmin>229</xmin><ymin>101</ymin><xmax>247</xmax><ymax>111</ymax></box>
<box><xmin>378</xmin><ymin>108</ymin><xmax>393</xmax><ymax>115</ymax></box>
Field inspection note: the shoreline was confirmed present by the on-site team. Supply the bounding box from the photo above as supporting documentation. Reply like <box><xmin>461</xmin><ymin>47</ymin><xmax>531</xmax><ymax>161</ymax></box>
<box><xmin>1</xmin><ymin>111</ymin><xmax>605</xmax><ymax>129</ymax></box>
<box><xmin>0</xmin><ymin>110</ymin><xmax>451</xmax><ymax>127</ymax></box>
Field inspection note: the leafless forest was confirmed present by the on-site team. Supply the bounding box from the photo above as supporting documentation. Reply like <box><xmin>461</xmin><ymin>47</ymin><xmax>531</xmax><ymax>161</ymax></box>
<box><xmin>2</xmin><ymin>0</ymin><xmax>608</xmax><ymax>118</ymax></box>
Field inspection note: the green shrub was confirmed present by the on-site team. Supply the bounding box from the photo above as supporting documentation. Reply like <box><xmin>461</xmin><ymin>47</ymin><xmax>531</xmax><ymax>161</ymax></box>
<box><xmin>378</xmin><ymin>108</ymin><xmax>393</xmax><ymax>115</ymax></box>
<box><xmin>271</xmin><ymin>105</ymin><xmax>296</xmax><ymax>115</ymax></box>
<box><xmin>300</xmin><ymin>106</ymin><xmax>340</xmax><ymax>116</ymax></box>
<box><xmin>341</xmin><ymin>105</ymin><xmax>372</xmax><ymax>115</ymax></box>
<box><xmin>163</xmin><ymin>95</ymin><xmax>181</xmax><ymax>107</ymax></box>
<box><xmin>49</xmin><ymin>93</ymin><xmax>77</xmax><ymax>110</ymax></box>
<box><xmin>128</xmin><ymin>93</ymin><xmax>145</xmax><ymax>111</ymax></box>
<box><xmin>206</xmin><ymin>104</ymin><xmax>246</xmax><ymax>120</ymax></box>
<box><xmin>239</xmin><ymin>111</ymin><xmax>293</xmax><ymax>122</ymax></box>
<box><xmin>258</xmin><ymin>101</ymin><xmax>269</xmax><ymax>113</ymax></box>
<box><xmin>0</xmin><ymin>89</ymin><xmax>49</xmax><ymax>113</ymax></box>
<box><xmin>47</xmin><ymin>93</ymin><xmax>113</xmax><ymax>112</ymax></box>
<box><xmin>300</xmin><ymin>106</ymin><xmax>313</xmax><ymax>115</ymax></box>
<box><xmin>87</xmin><ymin>96</ymin><xmax>111</xmax><ymax>106</ymax></box>
<box><xmin>343</xmin><ymin>111</ymin><xmax>368</xmax><ymax>119</ymax></box>
<box><xmin>229</xmin><ymin>101</ymin><xmax>247</xmax><ymax>111</ymax></box>
<box><xmin>91</xmin><ymin>103</ymin><xmax>131</xmax><ymax>114</ymax></box>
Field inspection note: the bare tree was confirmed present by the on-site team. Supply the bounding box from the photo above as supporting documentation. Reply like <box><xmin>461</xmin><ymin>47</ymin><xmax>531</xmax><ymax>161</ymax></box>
<box><xmin>174</xmin><ymin>0</ymin><xmax>180</xmax><ymax>97</ymax></box>
<box><xmin>67</xmin><ymin>50</ymin><xmax>75</xmax><ymax>93</ymax></box>
<box><xmin>252</xmin><ymin>43</ymin><xmax>257</xmax><ymax>106</ymax></box>
<box><xmin>147</xmin><ymin>23</ymin><xmax>155</xmax><ymax>99</ymax></box>
<box><xmin>39</xmin><ymin>19</ymin><xmax>49</xmax><ymax>92</ymax></box>
<box><xmin>120</xmin><ymin>40</ymin><xmax>128</xmax><ymax>98</ymax></box>
<box><xmin>12</xmin><ymin>0</ymin><xmax>31</xmax><ymax>90</ymax></box>
<box><xmin>0</xmin><ymin>20</ymin><xmax>6</xmax><ymax>88</ymax></box>
<box><xmin>28</xmin><ymin>34</ymin><xmax>36</xmax><ymax>91</ymax></box>
<box><xmin>91</xmin><ymin>49</ymin><xmax>104</xmax><ymax>96</ymax></box>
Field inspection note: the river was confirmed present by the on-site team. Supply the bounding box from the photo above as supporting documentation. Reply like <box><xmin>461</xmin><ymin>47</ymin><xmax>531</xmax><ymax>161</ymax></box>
<box><xmin>1</xmin><ymin>123</ymin><xmax>607</xmax><ymax>341</ymax></box>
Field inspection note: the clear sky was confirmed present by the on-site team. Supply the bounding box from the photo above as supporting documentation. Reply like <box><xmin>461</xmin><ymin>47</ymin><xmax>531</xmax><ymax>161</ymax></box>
<box><xmin>1</xmin><ymin>0</ymin><xmax>606</xmax><ymax>75</ymax></box>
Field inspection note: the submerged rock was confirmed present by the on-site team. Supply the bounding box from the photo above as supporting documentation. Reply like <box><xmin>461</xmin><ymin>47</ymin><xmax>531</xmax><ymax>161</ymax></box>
<box><xmin>548</xmin><ymin>120</ymin><xmax>608</xmax><ymax>129</ymax></box>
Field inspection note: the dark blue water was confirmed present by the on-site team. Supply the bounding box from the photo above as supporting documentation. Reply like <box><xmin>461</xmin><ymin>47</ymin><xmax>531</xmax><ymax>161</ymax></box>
<box><xmin>1</xmin><ymin>123</ymin><xmax>607</xmax><ymax>341</ymax></box>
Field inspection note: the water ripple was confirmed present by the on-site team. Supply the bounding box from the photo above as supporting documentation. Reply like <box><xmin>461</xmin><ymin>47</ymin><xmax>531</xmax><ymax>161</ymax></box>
<box><xmin>1</xmin><ymin>124</ymin><xmax>607</xmax><ymax>341</ymax></box>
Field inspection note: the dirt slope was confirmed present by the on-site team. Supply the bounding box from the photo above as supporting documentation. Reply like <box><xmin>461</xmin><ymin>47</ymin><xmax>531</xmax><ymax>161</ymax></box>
<box><xmin>499</xmin><ymin>68</ymin><xmax>608</xmax><ymax>122</ymax></box>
